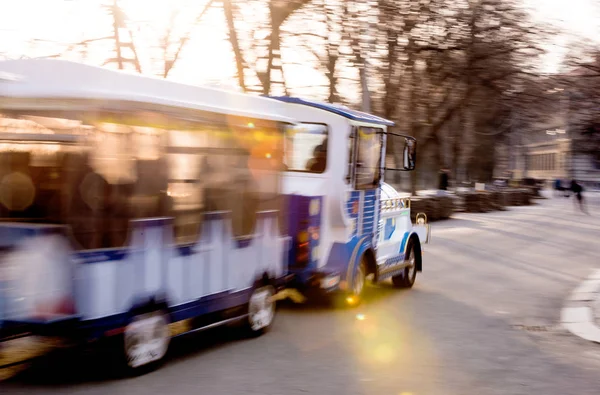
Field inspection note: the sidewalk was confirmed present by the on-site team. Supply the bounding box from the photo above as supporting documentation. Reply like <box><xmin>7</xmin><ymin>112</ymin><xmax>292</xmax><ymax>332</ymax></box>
<box><xmin>561</xmin><ymin>269</ymin><xmax>600</xmax><ymax>344</ymax></box>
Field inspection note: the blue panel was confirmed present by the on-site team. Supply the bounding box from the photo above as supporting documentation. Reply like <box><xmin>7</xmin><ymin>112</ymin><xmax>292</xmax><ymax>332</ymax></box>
<box><xmin>74</xmin><ymin>288</ymin><xmax>254</xmax><ymax>340</ymax></box>
<box><xmin>169</xmin><ymin>289</ymin><xmax>251</xmax><ymax>323</ymax></box>
<box><xmin>384</xmin><ymin>218</ymin><xmax>396</xmax><ymax>241</ymax></box>
<box><xmin>76</xmin><ymin>249</ymin><xmax>129</xmax><ymax>264</ymax></box>
<box><xmin>347</xmin><ymin>236</ymin><xmax>373</xmax><ymax>285</ymax></box>
<box><xmin>176</xmin><ymin>244</ymin><xmax>195</xmax><ymax>257</ymax></box>
<box><xmin>383</xmin><ymin>253</ymin><xmax>406</xmax><ymax>268</ymax></box>
<box><xmin>269</xmin><ymin>96</ymin><xmax>395</xmax><ymax>126</ymax></box>
<box><xmin>236</xmin><ymin>238</ymin><xmax>253</xmax><ymax>249</ymax></box>
<box><xmin>346</xmin><ymin>191</ymin><xmax>360</xmax><ymax>239</ymax></box>
<box><xmin>284</xmin><ymin>194</ymin><xmax>324</xmax><ymax>273</ymax></box>
<box><xmin>0</xmin><ymin>224</ymin><xmax>67</xmax><ymax>247</ymax></box>
<box><xmin>374</xmin><ymin>188</ymin><xmax>381</xmax><ymax>245</ymax></box>
<box><xmin>361</xmin><ymin>190</ymin><xmax>377</xmax><ymax>236</ymax></box>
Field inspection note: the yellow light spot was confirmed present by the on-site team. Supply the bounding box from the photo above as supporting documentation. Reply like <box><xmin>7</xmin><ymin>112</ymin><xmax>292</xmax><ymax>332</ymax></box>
<box><xmin>356</xmin><ymin>314</ymin><xmax>366</xmax><ymax>321</ymax></box>
<box><xmin>346</xmin><ymin>296</ymin><xmax>356</xmax><ymax>305</ymax></box>
<box><xmin>248</xmin><ymin>122</ymin><xmax>255</xmax><ymax>128</ymax></box>
<box><xmin>265</xmin><ymin>153</ymin><xmax>272</xmax><ymax>159</ymax></box>
<box><xmin>374</xmin><ymin>343</ymin><xmax>395</xmax><ymax>363</ymax></box>
<box><xmin>297</xmin><ymin>231</ymin><xmax>309</xmax><ymax>243</ymax></box>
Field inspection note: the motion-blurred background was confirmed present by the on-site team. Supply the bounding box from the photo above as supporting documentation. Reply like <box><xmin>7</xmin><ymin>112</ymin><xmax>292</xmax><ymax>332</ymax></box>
<box><xmin>2</xmin><ymin>0</ymin><xmax>599</xmax><ymax>193</ymax></box>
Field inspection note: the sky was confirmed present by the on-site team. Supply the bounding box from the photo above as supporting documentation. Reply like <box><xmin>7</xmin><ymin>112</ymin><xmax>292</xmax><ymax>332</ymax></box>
<box><xmin>524</xmin><ymin>0</ymin><xmax>600</xmax><ymax>73</ymax></box>
<box><xmin>0</xmin><ymin>0</ymin><xmax>599</xmax><ymax>91</ymax></box>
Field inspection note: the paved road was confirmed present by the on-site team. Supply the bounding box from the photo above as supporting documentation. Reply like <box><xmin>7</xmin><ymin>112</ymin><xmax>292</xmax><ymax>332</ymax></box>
<box><xmin>3</xmin><ymin>193</ymin><xmax>600</xmax><ymax>395</ymax></box>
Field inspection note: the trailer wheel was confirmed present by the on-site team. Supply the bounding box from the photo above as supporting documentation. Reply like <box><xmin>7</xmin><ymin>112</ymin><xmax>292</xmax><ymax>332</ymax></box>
<box><xmin>392</xmin><ymin>239</ymin><xmax>419</xmax><ymax>289</ymax></box>
<box><xmin>122</xmin><ymin>310</ymin><xmax>170</xmax><ymax>373</ymax></box>
<box><xmin>244</xmin><ymin>285</ymin><xmax>276</xmax><ymax>337</ymax></box>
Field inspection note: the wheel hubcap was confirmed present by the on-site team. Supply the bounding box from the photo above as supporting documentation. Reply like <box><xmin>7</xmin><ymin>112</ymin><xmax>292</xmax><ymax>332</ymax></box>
<box><xmin>124</xmin><ymin>312</ymin><xmax>170</xmax><ymax>368</ymax></box>
<box><xmin>249</xmin><ymin>286</ymin><xmax>275</xmax><ymax>331</ymax></box>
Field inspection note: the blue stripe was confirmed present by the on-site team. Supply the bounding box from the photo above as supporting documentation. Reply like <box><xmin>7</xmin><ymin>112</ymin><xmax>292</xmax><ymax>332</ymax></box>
<box><xmin>63</xmin><ymin>288</ymin><xmax>258</xmax><ymax>340</ymax></box>
<box><xmin>269</xmin><ymin>96</ymin><xmax>395</xmax><ymax>126</ymax></box>
<box><xmin>399</xmin><ymin>232</ymin><xmax>410</xmax><ymax>254</ymax></box>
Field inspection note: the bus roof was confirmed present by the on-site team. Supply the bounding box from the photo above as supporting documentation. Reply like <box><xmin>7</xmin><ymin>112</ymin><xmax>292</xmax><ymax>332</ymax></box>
<box><xmin>0</xmin><ymin>59</ymin><xmax>295</xmax><ymax>124</ymax></box>
<box><xmin>269</xmin><ymin>96</ymin><xmax>395</xmax><ymax>126</ymax></box>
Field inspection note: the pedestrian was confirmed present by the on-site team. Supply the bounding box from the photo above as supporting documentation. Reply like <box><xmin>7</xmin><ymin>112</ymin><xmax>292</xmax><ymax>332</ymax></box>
<box><xmin>570</xmin><ymin>180</ymin><xmax>589</xmax><ymax>214</ymax></box>
<box><xmin>554</xmin><ymin>179</ymin><xmax>561</xmax><ymax>197</ymax></box>
<box><xmin>438</xmin><ymin>168</ymin><xmax>449</xmax><ymax>191</ymax></box>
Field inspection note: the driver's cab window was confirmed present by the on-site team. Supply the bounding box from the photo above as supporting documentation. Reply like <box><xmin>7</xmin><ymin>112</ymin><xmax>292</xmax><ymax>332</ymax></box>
<box><xmin>355</xmin><ymin>126</ymin><xmax>383</xmax><ymax>190</ymax></box>
<box><xmin>284</xmin><ymin>123</ymin><xmax>328</xmax><ymax>173</ymax></box>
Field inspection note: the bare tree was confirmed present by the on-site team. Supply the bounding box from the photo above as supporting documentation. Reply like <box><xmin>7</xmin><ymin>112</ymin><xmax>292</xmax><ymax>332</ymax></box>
<box><xmin>222</xmin><ymin>0</ymin><xmax>310</xmax><ymax>95</ymax></box>
<box><xmin>102</xmin><ymin>0</ymin><xmax>142</xmax><ymax>72</ymax></box>
<box><xmin>158</xmin><ymin>0</ymin><xmax>216</xmax><ymax>78</ymax></box>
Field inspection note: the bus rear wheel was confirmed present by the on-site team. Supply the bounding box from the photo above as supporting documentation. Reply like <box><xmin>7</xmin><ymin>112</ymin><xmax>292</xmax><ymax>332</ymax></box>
<box><xmin>337</xmin><ymin>258</ymin><xmax>366</xmax><ymax>308</ymax></box>
<box><xmin>392</xmin><ymin>240</ymin><xmax>418</xmax><ymax>289</ymax></box>
<box><xmin>122</xmin><ymin>310</ymin><xmax>170</xmax><ymax>374</ymax></box>
<box><xmin>244</xmin><ymin>285</ymin><xmax>276</xmax><ymax>337</ymax></box>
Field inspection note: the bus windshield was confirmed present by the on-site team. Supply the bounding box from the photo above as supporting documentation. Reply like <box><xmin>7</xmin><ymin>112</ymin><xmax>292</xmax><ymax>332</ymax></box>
<box><xmin>355</xmin><ymin>126</ymin><xmax>383</xmax><ymax>190</ymax></box>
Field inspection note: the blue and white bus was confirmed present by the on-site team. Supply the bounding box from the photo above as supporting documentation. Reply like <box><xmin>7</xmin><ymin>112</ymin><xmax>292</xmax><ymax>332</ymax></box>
<box><xmin>0</xmin><ymin>59</ymin><xmax>294</xmax><ymax>373</ymax></box>
<box><xmin>272</xmin><ymin>97</ymin><xmax>430</xmax><ymax>305</ymax></box>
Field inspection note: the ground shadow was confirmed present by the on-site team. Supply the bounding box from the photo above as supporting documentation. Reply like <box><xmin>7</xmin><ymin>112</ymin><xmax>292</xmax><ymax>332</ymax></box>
<box><xmin>3</xmin><ymin>323</ymin><xmax>248</xmax><ymax>386</ymax></box>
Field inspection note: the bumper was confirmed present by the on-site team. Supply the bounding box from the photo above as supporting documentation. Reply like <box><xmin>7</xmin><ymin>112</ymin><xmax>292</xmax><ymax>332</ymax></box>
<box><xmin>0</xmin><ymin>316</ymin><xmax>79</xmax><ymax>374</ymax></box>
<box><xmin>1</xmin><ymin>315</ymin><xmax>81</xmax><ymax>341</ymax></box>
<box><xmin>288</xmin><ymin>270</ymin><xmax>347</xmax><ymax>298</ymax></box>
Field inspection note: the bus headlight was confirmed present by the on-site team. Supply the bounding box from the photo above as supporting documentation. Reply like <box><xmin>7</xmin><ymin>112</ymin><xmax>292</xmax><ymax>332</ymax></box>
<box><xmin>321</xmin><ymin>274</ymin><xmax>340</xmax><ymax>289</ymax></box>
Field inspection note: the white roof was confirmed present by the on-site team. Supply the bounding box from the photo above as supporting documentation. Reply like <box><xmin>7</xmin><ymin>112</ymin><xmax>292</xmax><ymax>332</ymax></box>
<box><xmin>0</xmin><ymin>59</ymin><xmax>294</xmax><ymax>124</ymax></box>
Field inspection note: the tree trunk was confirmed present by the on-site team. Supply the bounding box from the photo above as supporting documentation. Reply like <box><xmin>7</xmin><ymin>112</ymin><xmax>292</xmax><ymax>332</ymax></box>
<box><xmin>223</xmin><ymin>0</ymin><xmax>247</xmax><ymax>92</ymax></box>
<box><xmin>111</xmin><ymin>0</ymin><xmax>123</xmax><ymax>70</ymax></box>
<box><xmin>261</xmin><ymin>21</ymin><xmax>281</xmax><ymax>96</ymax></box>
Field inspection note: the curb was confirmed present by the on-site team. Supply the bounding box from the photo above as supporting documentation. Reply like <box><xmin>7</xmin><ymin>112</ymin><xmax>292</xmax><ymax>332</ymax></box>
<box><xmin>561</xmin><ymin>269</ymin><xmax>600</xmax><ymax>343</ymax></box>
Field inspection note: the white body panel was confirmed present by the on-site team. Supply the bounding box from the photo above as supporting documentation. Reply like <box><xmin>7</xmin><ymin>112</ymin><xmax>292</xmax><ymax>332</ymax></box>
<box><xmin>2</xmin><ymin>215</ymin><xmax>289</xmax><ymax>322</ymax></box>
<box><xmin>277</xmin><ymin>100</ymin><xmax>428</xmax><ymax>282</ymax></box>
<box><xmin>0</xmin><ymin>59</ymin><xmax>294</xmax><ymax>124</ymax></box>
<box><xmin>0</xmin><ymin>59</ymin><xmax>294</xmax><ymax>326</ymax></box>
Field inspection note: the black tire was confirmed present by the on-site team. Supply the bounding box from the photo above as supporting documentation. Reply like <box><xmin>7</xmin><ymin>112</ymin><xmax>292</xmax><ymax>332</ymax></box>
<box><xmin>392</xmin><ymin>239</ymin><xmax>419</xmax><ymax>289</ymax></box>
<box><xmin>244</xmin><ymin>285</ymin><xmax>277</xmax><ymax>337</ymax></box>
<box><xmin>121</xmin><ymin>309</ymin><xmax>171</xmax><ymax>374</ymax></box>
<box><xmin>333</xmin><ymin>257</ymin><xmax>367</xmax><ymax>308</ymax></box>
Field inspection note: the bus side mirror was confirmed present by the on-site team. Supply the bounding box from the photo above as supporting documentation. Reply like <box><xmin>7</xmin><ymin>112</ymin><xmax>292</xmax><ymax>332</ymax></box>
<box><xmin>403</xmin><ymin>138</ymin><xmax>417</xmax><ymax>171</ymax></box>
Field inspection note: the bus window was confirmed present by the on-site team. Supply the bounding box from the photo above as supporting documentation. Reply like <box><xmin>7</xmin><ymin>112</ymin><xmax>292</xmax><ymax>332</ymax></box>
<box><xmin>169</xmin><ymin>122</ymin><xmax>283</xmax><ymax>241</ymax></box>
<box><xmin>231</xmin><ymin>124</ymin><xmax>284</xmax><ymax>237</ymax></box>
<box><xmin>0</xmin><ymin>112</ymin><xmax>284</xmax><ymax>248</ymax></box>
<box><xmin>0</xmin><ymin>115</ymin><xmax>76</xmax><ymax>225</ymax></box>
<box><xmin>355</xmin><ymin>127</ymin><xmax>383</xmax><ymax>190</ymax></box>
<box><xmin>283</xmin><ymin>123</ymin><xmax>328</xmax><ymax>173</ymax></box>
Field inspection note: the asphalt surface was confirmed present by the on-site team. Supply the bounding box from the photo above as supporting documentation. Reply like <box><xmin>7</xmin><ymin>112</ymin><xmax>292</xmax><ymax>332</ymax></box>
<box><xmin>3</xmin><ymin>192</ymin><xmax>600</xmax><ymax>395</ymax></box>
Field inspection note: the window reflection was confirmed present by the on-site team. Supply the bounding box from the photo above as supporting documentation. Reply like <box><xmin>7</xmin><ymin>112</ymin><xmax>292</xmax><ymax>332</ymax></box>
<box><xmin>284</xmin><ymin>123</ymin><xmax>328</xmax><ymax>173</ymax></box>
<box><xmin>355</xmin><ymin>127</ymin><xmax>383</xmax><ymax>190</ymax></box>
<box><xmin>0</xmin><ymin>111</ymin><xmax>284</xmax><ymax>248</ymax></box>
